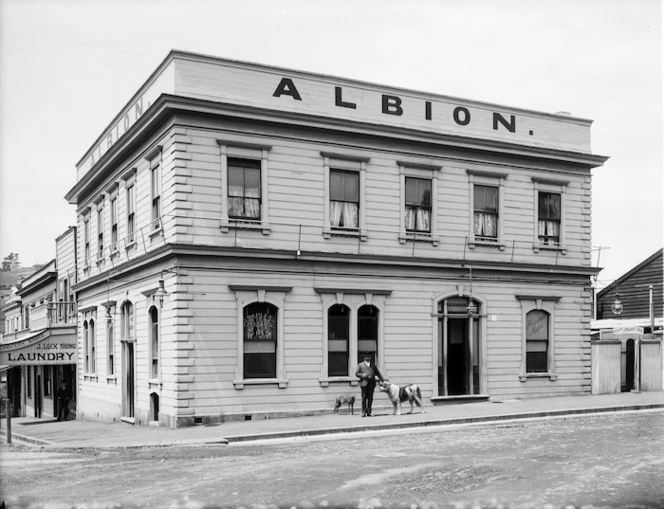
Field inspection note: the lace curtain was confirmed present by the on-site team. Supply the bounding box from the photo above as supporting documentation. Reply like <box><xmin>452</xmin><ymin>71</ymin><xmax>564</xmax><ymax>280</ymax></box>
<box><xmin>405</xmin><ymin>207</ymin><xmax>431</xmax><ymax>232</ymax></box>
<box><xmin>330</xmin><ymin>201</ymin><xmax>358</xmax><ymax>228</ymax></box>
<box><xmin>474</xmin><ymin>212</ymin><xmax>497</xmax><ymax>238</ymax></box>
<box><xmin>538</xmin><ymin>220</ymin><xmax>560</xmax><ymax>244</ymax></box>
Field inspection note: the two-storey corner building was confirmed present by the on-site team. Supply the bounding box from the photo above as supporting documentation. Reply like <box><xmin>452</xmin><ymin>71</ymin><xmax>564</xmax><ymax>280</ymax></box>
<box><xmin>0</xmin><ymin>227</ymin><xmax>78</xmax><ymax>419</ymax></box>
<box><xmin>64</xmin><ymin>50</ymin><xmax>608</xmax><ymax>428</ymax></box>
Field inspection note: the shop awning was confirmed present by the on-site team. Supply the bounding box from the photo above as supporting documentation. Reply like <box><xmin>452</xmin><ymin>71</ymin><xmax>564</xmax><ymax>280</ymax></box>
<box><xmin>0</xmin><ymin>327</ymin><xmax>77</xmax><ymax>365</ymax></box>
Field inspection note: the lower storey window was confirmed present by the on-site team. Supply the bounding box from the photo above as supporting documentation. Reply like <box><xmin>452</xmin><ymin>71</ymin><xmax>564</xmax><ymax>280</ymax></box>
<box><xmin>526</xmin><ymin>309</ymin><xmax>549</xmax><ymax>372</ymax></box>
<box><xmin>243</xmin><ymin>302</ymin><xmax>277</xmax><ymax>378</ymax></box>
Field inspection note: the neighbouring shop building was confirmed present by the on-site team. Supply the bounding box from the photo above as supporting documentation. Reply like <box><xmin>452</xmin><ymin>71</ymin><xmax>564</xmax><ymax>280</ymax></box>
<box><xmin>0</xmin><ymin>227</ymin><xmax>78</xmax><ymax>419</ymax></box>
<box><xmin>592</xmin><ymin>248</ymin><xmax>663</xmax><ymax>393</ymax></box>
<box><xmin>64</xmin><ymin>50</ymin><xmax>609</xmax><ymax>427</ymax></box>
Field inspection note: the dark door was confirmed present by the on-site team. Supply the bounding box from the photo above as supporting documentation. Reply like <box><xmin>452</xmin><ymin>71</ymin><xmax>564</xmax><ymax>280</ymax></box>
<box><xmin>447</xmin><ymin>318</ymin><xmax>468</xmax><ymax>395</ymax></box>
<box><xmin>124</xmin><ymin>342</ymin><xmax>135</xmax><ymax>418</ymax></box>
<box><xmin>624</xmin><ymin>339</ymin><xmax>635</xmax><ymax>392</ymax></box>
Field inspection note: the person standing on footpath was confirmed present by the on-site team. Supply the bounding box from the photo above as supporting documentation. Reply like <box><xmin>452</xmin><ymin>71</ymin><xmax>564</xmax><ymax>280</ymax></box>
<box><xmin>355</xmin><ymin>354</ymin><xmax>384</xmax><ymax>417</ymax></box>
<box><xmin>56</xmin><ymin>381</ymin><xmax>71</xmax><ymax>422</ymax></box>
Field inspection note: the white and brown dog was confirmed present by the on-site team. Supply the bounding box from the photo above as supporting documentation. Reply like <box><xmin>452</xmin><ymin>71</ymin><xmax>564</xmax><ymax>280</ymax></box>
<box><xmin>333</xmin><ymin>395</ymin><xmax>355</xmax><ymax>415</ymax></box>
<box><xmin>378</xmin><ymin>380</ymin><xmax>425</xmax><ymax>415</ymax></box>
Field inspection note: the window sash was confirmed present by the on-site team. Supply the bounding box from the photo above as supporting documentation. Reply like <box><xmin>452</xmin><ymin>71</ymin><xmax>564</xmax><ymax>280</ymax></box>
<box><xmin>228</xmin><ymin>160</ymin><xmax>261</xmax><ymax>220</ymax></box>
<box><xmin>474</xmin><ymin>185</ymin><xmax>498</xmax><ymax>213</ymax></box>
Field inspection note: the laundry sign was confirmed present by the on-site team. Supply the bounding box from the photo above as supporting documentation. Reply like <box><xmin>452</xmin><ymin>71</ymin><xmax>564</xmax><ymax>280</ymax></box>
<box><xmin>0</xmin><ymin>332</ymin><xmax>78</xmax><ymax>365</ymax></box>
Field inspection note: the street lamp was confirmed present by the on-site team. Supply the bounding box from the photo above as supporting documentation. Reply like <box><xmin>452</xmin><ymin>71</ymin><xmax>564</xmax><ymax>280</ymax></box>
<box><xmin>611</xmin><ymin>292</ymin><xmax>623</xmax><ymax>316</ymax></box>
<box><xmin>154</xmin><ymin>278</ymin><xmax>168</xmax><ymax>308</ymax></box>
<box><xmin>462</xmin><ymin>264</ymin><xmax>478</xmax><ymax>316</ymax></box>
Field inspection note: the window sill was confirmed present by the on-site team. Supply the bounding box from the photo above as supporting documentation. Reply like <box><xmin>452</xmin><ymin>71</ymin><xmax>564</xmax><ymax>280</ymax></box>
<box><xmin>468</xmin><ymin>239</ymin><xmax>506</xmax><ymax>251</ymax></box>
<box><xmin>221</xmin><ymin>219</ymin><xmax>271</xmax><ymax>235</ymax></box>
<box><xmin>121</xmin><ymin>417</ymin><xmax>135</xmax><ymax>425</ymax></box>
<box><xmin>109</xmin><ymin>249</ymin><xmax>120</xmax><ymax>260</ymax></box>
<box><xmin>106</xmin><ymin>375</ymin><xmax>117</xmax><ymax>384</ymax></box>
<box><xmin>148</xmin><ymin>228</ymin><xmax>163</xmax><ymax>240</ymax></box>
<box><xmin>519</xmin><ymin>372</ymin><xmax>557</xmax><ymax>382</ymax></box>
<box><xmin>125</xmin><ymin>241</ymin><xmax>137</xmax><ymax>252</ymax></box>
<box><xmin>319</xmin><ymin>376</ymin><xmax>359</xmax><ymax>387</ymax></box>
<box><xmin>148</xmin><ymin>378</ymin><xmax>162</xmax><ymax>388</ymax></box>
<box><xmin>96</xmin><ymin>257</ymin><xmax>105</xmax><ymax>267</ymax></box>
<box><xmin>84</xmin><ymin>374</ymin><xmax>98</xmax><ymax>382</ymax></box>
<box><xmin>323</xmin><ymin>228</ymin><xmax>368</xmax><ymax>241</ymax></box>
<box><xmin>233</xmin><ymin>378</ymin><xmax>289</xmax><ymax>389</ymax></box>
<box><xmin>398</xmin><ymin>233</ymin><xmax>439</xmax><ymax>246</ymax></box>
<box><xmin>533</xmin><ymin>243</ymin><xmax>567</xmax><ymax>255</ymax></box>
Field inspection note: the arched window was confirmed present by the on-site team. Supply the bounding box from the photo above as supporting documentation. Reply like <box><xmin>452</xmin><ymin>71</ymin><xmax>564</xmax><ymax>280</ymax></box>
<box><xmin>358</xmin><ymin>305</ymin><xmax>379</xmax><ymax>364</ymax></box>
<box><xmin>526</xmin><ymin>310</ymin><xmax>549</xmax><ymax>373</ymax></box>
<box><xmin>149</xmin><ymin>306</ymin><xmax>159</xmax><ymax>379</ymax></box>
<box><xmin>328</xmin><ymin>304</ymin><xmax>350</xmax><ymax>376</ymax></box>
<box><xmin>121</xmin><ymin>301</ymin><xmax>134</xmax><ymax>341</ymax></box>
<box><xmin>83</xmin><ymin>320</ymin><xmax>89</xmax><ymax>373</ymax></box>
<box><xmin>89</xmin><ymin>319</ymin><xmax>96</xmax><ymax>374</ymax></box>
<box><xmin>243</xmin><ymin>302</ymin><xmax>277</xmax><ymax>378</ymax></box>
<box><xmin>107</xmin><ymin>320</ymin><xmax>115</xmax><ymax>375</ymax></box>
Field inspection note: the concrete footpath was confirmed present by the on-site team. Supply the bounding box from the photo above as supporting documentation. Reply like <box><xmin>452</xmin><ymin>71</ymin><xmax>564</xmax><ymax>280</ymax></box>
<box><xmin>1</xmin><ymin>391</ymin><xmax>662</xmax><ymax>449</ymax></box>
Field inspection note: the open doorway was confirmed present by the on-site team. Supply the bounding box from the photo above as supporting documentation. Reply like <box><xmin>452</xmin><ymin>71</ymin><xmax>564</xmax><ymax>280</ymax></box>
<box><xmin>438</xmin><ymin>297</ymin><xmax>481</xmax><ymax>396</ymax></box>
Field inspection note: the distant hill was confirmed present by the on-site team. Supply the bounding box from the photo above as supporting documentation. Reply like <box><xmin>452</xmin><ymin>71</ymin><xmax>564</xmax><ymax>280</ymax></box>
<box><xmin>0</xmin><ymin>266</ymin><xmax>41</xmax><ymax>290</ymax></box>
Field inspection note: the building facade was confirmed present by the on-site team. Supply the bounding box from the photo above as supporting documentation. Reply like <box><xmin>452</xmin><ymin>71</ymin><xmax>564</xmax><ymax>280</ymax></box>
<box><xmin>0</xmin><ymin>227</ymin><xmax>78</xmax><ymax>419</ymax></box>
<box><xmin>64</xmin><ymin>51</ymin><xmax>608</xmax><ymax>427</ymax></box>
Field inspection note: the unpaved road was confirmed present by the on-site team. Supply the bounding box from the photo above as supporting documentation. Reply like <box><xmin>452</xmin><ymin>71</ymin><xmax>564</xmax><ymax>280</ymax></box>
<box><xmin>2</xmin><ymin>411</ymin><xmax>663</xmax><ymax>508</ymax></box>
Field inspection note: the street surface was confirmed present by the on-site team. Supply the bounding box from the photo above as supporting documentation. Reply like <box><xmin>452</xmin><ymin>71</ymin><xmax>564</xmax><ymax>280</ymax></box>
<box><xmin>2</xmin><ymin>411</ymin><xmax>663</xmax><ymax>509</ymax></box>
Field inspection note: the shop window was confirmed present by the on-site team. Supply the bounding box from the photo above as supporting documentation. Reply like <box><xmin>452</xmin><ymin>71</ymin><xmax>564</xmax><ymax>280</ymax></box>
<box><xmin>243</xmin><ymin>302</ymin><xmax>277</xmax><ymax>379</ymax></box>
<box><xmin>517</xmin><ymin>295</ymin><xmax>559</xmax><ymax>381</ymax></box>
<box><xmin>358</xmin><ymin>305</ymin><xmax>379</xmax><ymax>364</ymax></box>
<box><xmin>44</xmin><ymin>366</ymin><xmax>52</xmax><ymax>397</ymax></box>
<box><xmin>27</xmin><ymin>366</ymin><xmax>32</xmax><ymax>399</ymax></box>
<box><xmin>328</xmin><ymin>305</ymin><xmax>350</xmax><ymax>377</ymax></box>
<box><xmin>89</xmin><ymin>319</ymin><xmax>96</xmax><ymax>374</ymax></box>
<box><xmin>149</xmin><ymin>306</ymin><xmax>159</xmax><ymax>379</ymax></box>
<box><xmin>83</xmin><ymin>321</ymin><xmax>90</xmax><ymax>372</ymax></box>
<box><xmin>526</xmin><ymin>310</ymin><xmax>549</xmax><ymax>373</ymax></box>
<box><xmin>107</xmin><ymin>321</ymin><xmax>115</xmax><ymax>376</ymax></box>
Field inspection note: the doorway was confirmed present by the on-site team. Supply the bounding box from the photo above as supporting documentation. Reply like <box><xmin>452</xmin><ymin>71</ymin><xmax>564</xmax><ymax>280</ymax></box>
<box><xmin>122</xmin><ymin>341</ymin><xmax>135</xmax><ymax>418</ymax></box>
<box><xmin>623</xmin><ymin>338</ymin><xmax>636</xmax><ymax>392</ymax></box>
<box><xmin>438</xmin><ymin>297</ymin><xmax>481</xmax><ymax>396</ymax></box>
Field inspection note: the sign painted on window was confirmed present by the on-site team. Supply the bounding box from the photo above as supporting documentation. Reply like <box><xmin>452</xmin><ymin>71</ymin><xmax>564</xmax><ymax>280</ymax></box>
<box><xmin>244</xmin><ymin>311</ymin><xmax>276</xmax><ymax>340</ymax></box>
<box><xmin>526</xmin><ymin>311</ymin><xmax>548</xmax><ymax>340</ymax></box>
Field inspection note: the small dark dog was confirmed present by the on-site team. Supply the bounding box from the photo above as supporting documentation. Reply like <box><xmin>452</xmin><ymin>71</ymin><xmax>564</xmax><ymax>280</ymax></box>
<box><xmin>333</xmin><ymin>395</ymin><xmax>355</xmax><ymax>415</ymax></box>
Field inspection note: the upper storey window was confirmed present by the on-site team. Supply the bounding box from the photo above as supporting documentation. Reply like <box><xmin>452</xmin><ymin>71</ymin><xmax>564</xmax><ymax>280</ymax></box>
<box><xmin>473</xmin><ymin>184</ymin><xmax>498</xmax><ymax>241</ymax></box>
<box><xmin>405</xmin><ymin>177</ymin><xmax>432</xmax><ymax>233</ymax></box>
<box><xmin>538</xmin><ymin>192</ymin><xmax>561</xmax><ymax>246</ymax></box>
<box><xmin>329</xmin><ymin>169</ymin><xmax>359</xmax><ymax>229</ymax></box>
<box><xmin>228</xmin><ymin>158</ymin><xmax>261</xmax><ymax>221</ymax></box>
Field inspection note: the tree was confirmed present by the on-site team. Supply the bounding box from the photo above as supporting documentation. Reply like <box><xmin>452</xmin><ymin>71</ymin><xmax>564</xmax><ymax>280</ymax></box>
<box><xmin>2</xmin><ymin>253</ymin><xmax>21</xmax><ymax>271</ymax></box>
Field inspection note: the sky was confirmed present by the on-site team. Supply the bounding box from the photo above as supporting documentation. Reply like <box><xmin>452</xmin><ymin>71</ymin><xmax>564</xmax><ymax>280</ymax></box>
<box><xmin>0</xmin><ymin>0</ymin><xmax>662</xmax><ymax>292</ymax></box>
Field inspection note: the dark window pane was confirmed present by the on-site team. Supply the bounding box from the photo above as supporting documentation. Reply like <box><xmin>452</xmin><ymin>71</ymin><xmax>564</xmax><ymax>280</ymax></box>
<box><xmin>244</xmin><ymin>353</ymin><xmax>276</xmax><ymax>378</ymax></box>
<box><xmin>228</xmin><ymin>166</ymin><xmax>244</xmax><ymax>196</ymax></box>
<box><xmin>343</xmin><ymin>172</ymin><xmax>359</xmax><ymax>202</ymax></box>
<box><xmin>474</xmin><ymin>185</ymin><xmax>498</xmax><ymax>212</ymax></box>
<box><xmin>245</xmin><ymin>168</ymin><xmax>261</xmax><ymax>197</ymax></box>
<box><xmin>358</xmin><ymin>305</ymin><xmax>378</xmax><ymax>341</ymax></box>
<box><xmin>526</xmin><ymin>352</ymin><xmax>548</xmax><ymax>373</ymax></box>
<box><xmin>328</xmin><ymin>352</ymin><xmax>348</xmax><ymax>377</ymax></box>
<box><xmin>330</xmin><ymin>171</ymin><xmax>344</xmax><ymax>201</ymax></box>
<box><xmin>328</xmin><ymin>305</ymin><xmax>349</xmax><ymax>340</ymax></box>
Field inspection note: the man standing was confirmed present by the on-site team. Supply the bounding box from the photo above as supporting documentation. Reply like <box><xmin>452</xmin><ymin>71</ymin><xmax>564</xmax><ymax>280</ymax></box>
<box><xmin>56</xmin><ymin>381</ymin><xmax>70</xmax><ymax>422</ymax></box>
<box><xmin>355</xmin><ymin>354</ymin><xmax>384</xmax><ymax>417</ymax></box>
